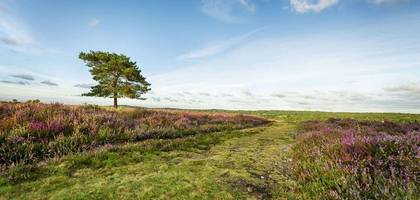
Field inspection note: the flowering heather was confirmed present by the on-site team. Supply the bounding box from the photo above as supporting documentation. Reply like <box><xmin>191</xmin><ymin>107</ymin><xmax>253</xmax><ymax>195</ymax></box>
<box><xmin>291</xmin><ymin>118</ymin><xmax>420</xmax><ymax>199</ymax></box>
<box><xmin>0</xmin><ymin>102</ymin><xmax>268</xmax><ymax>176</ymax></box>
<box><xmin>341</xmin><ymin>131</ymin><xmax>356</xmax><ymax>146</ymax></box>
<box><xmin>27</xmin><ymin>122</ymin><xmax>47</xmax><ymax>133</ymax></box>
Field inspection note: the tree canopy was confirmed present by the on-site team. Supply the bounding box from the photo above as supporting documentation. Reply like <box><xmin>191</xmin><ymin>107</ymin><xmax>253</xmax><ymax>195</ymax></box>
<box><xmin>79</xmin><ymin>51</ymin><xmax>151</xmax><ymax>108</ymax></box>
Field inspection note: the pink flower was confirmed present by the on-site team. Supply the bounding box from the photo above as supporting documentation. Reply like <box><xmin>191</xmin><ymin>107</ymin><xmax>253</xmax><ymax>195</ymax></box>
<box><xmin>28</xmin><ymin>121</ymin><xmax>47</xmax><ymax>132</ymax></box>
<box><xmin>323</xmin><ymin>127</ymin><xmax>332</xmax><ymax>134</ymax></box>
<box><xmin>47</xmin><ymin>118</ymin><xmax>66</xmax><ymax>133</ymax></box>
<box><xmin>342</xmin><ymin>131</ymin><xmax>356</xmax><ymax>146</ymax></box>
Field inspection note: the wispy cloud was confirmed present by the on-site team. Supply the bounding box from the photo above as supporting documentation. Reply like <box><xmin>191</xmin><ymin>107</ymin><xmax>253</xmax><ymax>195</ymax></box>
<box><xmin>201</xmin><ymin>0</ymin><xmax>256</xmax><ymax>23</ymax></box>
<box><xmin>0</xmin><ymin>80</ymin><xmax>30</xmax><ymax>85</ymax></box>
<box><xmin>40</xmin><ymin>80</ymin><xmax>58</xmax><ymax>86</ymax></box>
<box><xmin>384</xmin><ymin>82</ymin><xmax>420</xmax><ymax>94</ymax></box>
<box><xmin>199</xmin><ymin>92</ymin><xmax>211</xmax><ymax>96</ymax></box>
<box><xmin>290</xmin><ymin>0</ymin><xmax>339</xmax><ymax>13</ymax></box>
<box><xmin>271</xmin><ymin>93</ymin><xmax>287</xmax><ymax>98</ymax></box>
<box><xmin>0</xmin><ymin>37</ymin><xmax>20</xmax><ymax>45</ymax></box>
<box><xmin>163</xmin><ymin>97</ymin><xmax>179</xmax><ymax>102</ymax></box>
<box><xmin>289</xmin><ymin>0</ymin><xmax>406</xmax><ymax>13</ymax></box>
<box><xmin>0</xmin><ymin>2</ymin><xmax>34</xmax><ymax>50</ymax></box>
<box><xmin>88</xmin><ymin>18</ymin><xmax>100</xmax><ymax>28</ymax></box>
<box><xmin>74</xmin><ymin>83</ymin><xmax>95</xmax><ymax>89</ymax></box>
<box><xmin>241</xmin><ymin>88</ymin><xmax>254</xmax><ymax>97</ymax></box>
<box><xmin>237</xmin><ymin>0</ymin><xmax>256</xmax><ymax>11</ymax></box>
<box><xmin>178</xmin><ymin>28</ymin><xmax>262</xmax><ymax>60</ymax></box>
<box><xmin>150</xmin><ymin>17</ymin><xmax>420</xmax><ymax>112</ymax></box>
<box><xmin>151</xmin><ymin>97</ymin><xmax>161</xmax><ymax>102</ymax></box>
<box><xmin>369</xmin><ymin>0</ymin><xmax>407</xmax><ymax>4</ymax></box>
<box><xmin>0</xmin><ymin>2</ymin><xmax>59</xmax><ymax>54</ymax></box>
<box><xmin>11</xmin><ymin>74</ymin><xmax>35</xmax><ymax>81</ymax></box>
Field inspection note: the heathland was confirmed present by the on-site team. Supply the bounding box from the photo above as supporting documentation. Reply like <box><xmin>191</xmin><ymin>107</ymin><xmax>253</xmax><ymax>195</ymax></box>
<box><xmin>0</xmin><ymin>102</ymin><xmax>419</xmax><ymax>199</ymax></box>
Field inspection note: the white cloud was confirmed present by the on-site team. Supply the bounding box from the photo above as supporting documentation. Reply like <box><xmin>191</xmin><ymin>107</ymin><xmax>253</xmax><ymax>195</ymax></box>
<box><xmin>201</xmin><ymin>0</ymin><xmax>256</xmax><ymax>23</ymax></box>
<box><xmin>0</xmin><ymin>3</ymin><xmax>33</xmax><ymax>48</ymax></box>
<box><xmin>74</xmin><ymin>83</ymin><xmax>95</xmax><ymax>89</ymax></box>
<box><xmin>148</xmin><ymin>21</ymin><xmax>420</xmax><ymax>112</ymax></box>
<box><xmin>178</xmin><ymin>28</ymin><xmax>262</xmax><ymax>60</ymax></box>
<box><xmin>384</xmin><ymin>82</ymin><xmax>420</xmax><ymax>94</ymax></box>
<box><xmin>11</xmin><ymin>74</ymin><xmax>35</xmax><ymax>81</ymax></box>
<box><xmin>290</xmin><ymin>0</ymin><xmax>339</xmax><ymax>13</ymax></box>
<box><xmin>369</xmin><ymin>0</ymin><xmax>407</xmax><ymax>4</ymax></box>
<box><xmin>238</xmin><ymin>0</ymin><xmax>256</xmax><ymax>11</ymax></box>
<box><xmin>88</xmin><ymin>18</ymin><xmax>100</xmax><ymax>28</ymax></box>
<box><xmin>0</xmin><ymin>2</ymin><xmax>59</xmax><ymax>54</ymax></box>
<box><xmin>0</xmin><ymin>80</ymin><xmax>30</xmax><ymax>85</ymax></box>
<box><xmin>40</xmin><ymin>80</ymin><xmax>59</xmax><ymax>86</ymax></box>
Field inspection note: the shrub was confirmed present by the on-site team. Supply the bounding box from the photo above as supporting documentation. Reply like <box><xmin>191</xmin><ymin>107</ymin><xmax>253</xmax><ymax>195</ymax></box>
<box><xmin>291</xmin><ymin>118</ymin><xmax>419</xmax><ymax>199</ymax></box>
<box><xmin>0</xmin><ymin>102</ymin><xmax>268</xmax><ymax>181</ymax></box>
<box><xmin>25</xmin><ymin>99</ymin><xmax>41</xmax><ymax>104</ymax></box>
<box><xmin>82</xmin><ymin>103</ymin><xmax>101</xmax><ymax>110</ymax></box>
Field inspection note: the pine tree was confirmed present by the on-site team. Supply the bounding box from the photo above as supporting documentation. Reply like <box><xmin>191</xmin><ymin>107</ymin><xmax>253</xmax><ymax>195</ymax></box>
<box><xmin>79</xmin><ymin>51</ymin><xmax>151</xmax><ymax>108</ymax></box>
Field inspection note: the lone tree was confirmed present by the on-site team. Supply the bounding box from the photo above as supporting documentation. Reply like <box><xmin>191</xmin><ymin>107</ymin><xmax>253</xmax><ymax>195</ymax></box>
<box><xmin>79</xmin><ymin>51</ymin><xmax>151</xmax><ymax>108</ymax></box>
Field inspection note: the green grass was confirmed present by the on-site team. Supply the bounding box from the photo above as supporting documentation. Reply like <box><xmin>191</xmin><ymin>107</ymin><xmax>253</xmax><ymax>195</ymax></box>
<box><xmin>1</xmin><ymin>110</ymin><xmax>419</xmax><ymax>199</ymax></box>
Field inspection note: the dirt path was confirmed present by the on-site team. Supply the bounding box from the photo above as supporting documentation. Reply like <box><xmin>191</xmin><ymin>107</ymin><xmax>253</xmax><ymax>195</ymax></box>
<box><xmin>204</xmin><ymin>121</ymin><xmax>298</xmax><ymax>199</ymax></box>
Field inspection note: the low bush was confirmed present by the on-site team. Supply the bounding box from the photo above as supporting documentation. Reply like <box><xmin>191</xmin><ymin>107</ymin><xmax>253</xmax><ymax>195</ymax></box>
<box><xmin>0</xmin><ymin>102</ymin><xmax>268</xmax><ymax>180</ymax></box>
<box><xmin>291</xmin><ymin>118</ymin><xmax>419</xmax><ymax>199</ymax></box>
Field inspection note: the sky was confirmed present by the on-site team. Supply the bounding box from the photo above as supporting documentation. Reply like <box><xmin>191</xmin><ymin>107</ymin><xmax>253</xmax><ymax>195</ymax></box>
<box><xmin>0</xmin><ymin>0</ymin><xmax>420</xmax><ymax>113</ymax></box>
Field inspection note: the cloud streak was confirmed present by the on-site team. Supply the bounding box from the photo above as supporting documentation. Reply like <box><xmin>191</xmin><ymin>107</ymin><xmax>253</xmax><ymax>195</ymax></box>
<box><xmin>384</xmin><ymin>82</ymin><xmax>420</xmax><ymax>94</ymax></box>
<box><xmin>178</xmin><ymin>28</ymin><xmax>262</xmax><ymax>60</ymax></box>
<box><xmin>150</xmin><ymin>17</ymin><xmax>420</xmax><ymax>112</ymax></box>
<box><xmin>74</xmin><ymin>83</ymin><xmax>95</xmax><ymax>89</ymax></box>
<box><xmin>40</xmin><ymin>80</ymin><xmax>58</xmax><ymax>86</ymax></box>
<box><xmin>0</xmin><ymin>80</ymin><xmax>30</xmax><ymax>85</ymax></box>
<box><xmin>289</xmin><ymin>0</ymin><xmax>406</xmax><ymax>13</ymax></box>
<box><xmin>0</xmin><ymin>1</ymin><xmax>58</xmax><ymax>54</ymax></box>
<box><xmin>0</xmin><ymin>2</ymin><xmax>33</xmax><ymax>49</ymax></box>
<box><xmin>201</xmin><ymin>0</ymin><xmax>256</xmax><ymax>23</ymax></box>
<box><xmin>11</xmin><ymin>74</ymin><xmax>35</xmax><ymax>81</ymax></box>
<box><xmin>290</xmin><ymin>0</ymin><xmax>339</xmax><ymax>13</ymax></box>
<box><xmin>369</xmin><ymin>0</ymin><xmax>407</xmax><ymax>4</ymax></box>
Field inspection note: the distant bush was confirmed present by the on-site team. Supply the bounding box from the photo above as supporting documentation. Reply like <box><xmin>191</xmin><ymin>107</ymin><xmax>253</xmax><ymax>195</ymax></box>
<box><xmin>25</xmin><ymin>99</ymin><xmax>41</xmax><ymax>104</ymax></box>
<box><xmin>10</xmin><ymin>99</ymin><xmax>19</xmax><ymax>104</ymax></box>
<box><xmin>82</xmin><ymin>103</ymin><xmax>101</xmax><ymax>110</ymax></box>
<box><xmin>291</xmin><ymin>118</ymin><xmax>419</xmax><ymax>199</ymax></box>
<box><xmin>0</xmin><ymin>102</ymin><xmax>268</xmax><ymax>181</ymax></box>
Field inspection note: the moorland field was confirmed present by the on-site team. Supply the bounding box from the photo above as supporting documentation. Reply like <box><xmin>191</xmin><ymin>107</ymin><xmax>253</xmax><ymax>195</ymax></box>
<box><xmin>0</xmin><ymin>102</ymin><xmax>419</xmax><ymax>199</ymax></box>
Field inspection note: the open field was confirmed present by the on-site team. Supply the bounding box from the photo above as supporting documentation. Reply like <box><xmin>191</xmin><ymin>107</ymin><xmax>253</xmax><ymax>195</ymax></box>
<box><xmin>0</xmin><ymin>103</ymin><xmax>419</xmax><ymax>199</ymax></box>
<box><xmin>2</xmin><ymin>1</ymin><xmax>420</xmax><ymax>199</ymax></box>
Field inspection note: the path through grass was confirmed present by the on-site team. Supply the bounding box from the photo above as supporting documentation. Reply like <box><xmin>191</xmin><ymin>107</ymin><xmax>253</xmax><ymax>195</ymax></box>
<box><xmin>3</xmin><ymin>111</ymin><xmax>417</xmax><ymax>199</ymax></box>
<box><xmin>0</xmin><ymin>118</ymin><xmax>296</xmax><ymax>199</ymax></box>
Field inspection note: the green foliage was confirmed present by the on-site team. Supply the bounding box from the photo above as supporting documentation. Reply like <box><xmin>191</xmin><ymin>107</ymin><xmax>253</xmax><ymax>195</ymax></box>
<box><xmin>25</xmin><ymin>99</ymin><xmax>41</xmax><ymax>104</ymax></box>
<box><xmin>79</xmin><ymin>51</ymin><xmax>151</xmax><ymax>107</ymax></box>
<box><xmin>0</xmin><ymin>119</ymin><xmax>291</xmax><ymax>200</ymax></box>
<box><xmin>10</xmin><ymin>99</ymin><xmax>19</xmax><ymax>103</ymax></box>
<box><xmin>1</xmin><ymin>110</ymin><xmax>419</xmax><ymax>199</ymax></box>
<box><xmin>82</xmin><ymin>103</ymin><xmax>102</xmax><ymax>111</ymax></box>
<box><xmin>6</xmin><ymin>163</ymin><xmax>37</xmax><ymax>182</ymax></box>
<box><xmin>0</xmin><ymin>102</ymin><xmax>267</xmax><ymax>183</ymax></box>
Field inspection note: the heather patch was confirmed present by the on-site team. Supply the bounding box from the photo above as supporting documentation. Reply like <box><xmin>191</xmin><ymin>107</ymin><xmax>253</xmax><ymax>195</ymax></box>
<box><xmin>0</xmin><ymin>102</ymin><xmax>268</xmax><ymax>181</ymax></box>
<box><xmin>291</xmin><ymin>118</ymin><xmax>420</xmax><ymax>199</ymax></box>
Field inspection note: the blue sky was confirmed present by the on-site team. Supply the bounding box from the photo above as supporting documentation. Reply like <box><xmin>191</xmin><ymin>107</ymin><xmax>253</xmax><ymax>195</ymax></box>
<box><xmin>1</xmin><ymin>0</ymin><xmax>420</xmax><ymax>112</ymax></box>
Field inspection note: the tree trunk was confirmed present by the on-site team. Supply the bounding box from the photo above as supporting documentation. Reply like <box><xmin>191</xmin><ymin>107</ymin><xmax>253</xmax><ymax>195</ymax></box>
<box><xmin>113</xmin><ymin>97</ymin><xmax>118</xmax><ymax>108</ymax></box>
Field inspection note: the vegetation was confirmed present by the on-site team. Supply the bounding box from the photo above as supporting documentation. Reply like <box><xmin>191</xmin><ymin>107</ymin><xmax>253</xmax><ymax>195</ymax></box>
<box><xmin>0</xmin><ymin>102</ymin><xmax>267</xmax><ymax>182</ymax></box>
<box><xmin>0</xmin><ymin>118</ymin><xmax>294</xmax><ymax>200</ymax></box>
<box><xmin>79</xmin><ymin>51</ymin><xmax>151</xmax><ymax>108</ymax></box>
<box><xmin>291</xmin><ymin>118</ymin><xmax>419</xmax><ymax>199</ymax></box>
<box><xmin>1</xmin><ymin>107</ymin><xmax>419</xmax><ymax>199</ymax></box>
